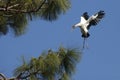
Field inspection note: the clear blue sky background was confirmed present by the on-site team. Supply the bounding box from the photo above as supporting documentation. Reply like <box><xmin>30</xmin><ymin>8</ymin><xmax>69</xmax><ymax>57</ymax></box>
<box><xmin>0</xmin><ymin>0</ymin><xmax>120</xmax><ymax>80</ymax></box>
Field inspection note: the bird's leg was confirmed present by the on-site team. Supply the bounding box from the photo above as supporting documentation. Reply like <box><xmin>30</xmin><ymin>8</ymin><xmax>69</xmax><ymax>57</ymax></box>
<box><xmin>86</xmin><ymin>38</ymin><xmax>89</xmax><ymax>49</ymax></box>
<box><xmin>82</xmin><ymin>38</ymin><xmax>89</xmax><ymax>49</ymax></box>
<box><xmin>82</xmin><ymin>38</ymin><xmax>86</xmax><ymax>49</ymax></box>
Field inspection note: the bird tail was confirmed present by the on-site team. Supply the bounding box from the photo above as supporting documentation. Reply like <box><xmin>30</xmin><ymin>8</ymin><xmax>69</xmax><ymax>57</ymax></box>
<box><xmin>82</xmin><ymin>32</ymin><xmax>90</xmax><ymax>38</ymax></box>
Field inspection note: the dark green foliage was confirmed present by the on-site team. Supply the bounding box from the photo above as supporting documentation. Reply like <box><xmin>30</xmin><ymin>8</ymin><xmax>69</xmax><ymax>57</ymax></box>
<box><xmin>14</xmin><ymin>46</ymin><xmax>81</xmax><ymax>80</ymax></box>
<box><xmin>0</xmin><ymin>0</ymin><xmax>71</xmax><ymax>36</ymax></box>
<box><xmin>40</xmin><ymin>0</ymin><xmax>70</xmax><ymax>21</ymax></box>
<box><xmin>0</xmin><ymin>14</ymin><xmax>8</xmax><ymax>35</ymax></box>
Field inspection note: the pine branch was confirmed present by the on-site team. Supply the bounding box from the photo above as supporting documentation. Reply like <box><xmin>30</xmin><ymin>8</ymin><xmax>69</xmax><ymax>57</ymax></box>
<box><xmin>16</xmin><ymin>71</ymin><xmax>39</xmax><ymax>79</ymax></box>
<box><xmin>7</xmin><ymin>4</ymin><xmax>20</xmax><ymax>10</ymax></box>
<box><xmin>0</xmin><ymin>0</ymin><xmax>46</xmax><ymax>13</ymax></box>
<box><xmin>0</xmin><ymin>73</ymin><xmax>6</xmax><ymax>80</ymax></box>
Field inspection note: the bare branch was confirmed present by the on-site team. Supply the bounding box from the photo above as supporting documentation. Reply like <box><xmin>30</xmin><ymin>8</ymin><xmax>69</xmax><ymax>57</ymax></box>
<box><xmin>0</xmin><ymin>0</ymin><xmax>47</xmax><ymax>13</ymax></box>
<box><xmin>0</xmin><ymin>8</ymin><xmax>6</xmax><ymax>11</ymax></box>
<box><xmin>0</xmin><ymin>73</ymin><xmax>6</xmax><ymax>80</ymax></box>
<box><xmin>16</xmin><ymin>71</ymin><xmax>39</xmax><ymax>79</ymax></box>
<box><xmin>7</xmin><ymin>4</ymin><xmax>20</xmax><ymax>10</ymax></box>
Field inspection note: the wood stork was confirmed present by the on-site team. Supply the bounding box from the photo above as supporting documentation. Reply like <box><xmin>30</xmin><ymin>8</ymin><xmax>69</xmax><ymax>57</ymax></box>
<box><xmin>72</xmin><ymin>10</ymin><xmax>105</xmax><ymax>48</ymax></box>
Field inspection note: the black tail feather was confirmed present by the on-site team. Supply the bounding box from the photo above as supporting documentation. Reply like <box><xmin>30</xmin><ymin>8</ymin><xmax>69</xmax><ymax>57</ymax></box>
<box><xmin>82</xmin><ymin>33</ymin><xmax>90</xmax><ymax>38</ymax></box>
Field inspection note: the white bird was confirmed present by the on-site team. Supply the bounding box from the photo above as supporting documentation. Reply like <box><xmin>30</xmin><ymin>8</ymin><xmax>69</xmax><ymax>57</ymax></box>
<box><xmin>72</xmin><ymin>10</ymin><xmax>105</xmax><ymax>38</ymax></box>
<box><xmin>72</xmin><ymin>10</ymin><xmax>105</xmax><ymax>49</ymax></box>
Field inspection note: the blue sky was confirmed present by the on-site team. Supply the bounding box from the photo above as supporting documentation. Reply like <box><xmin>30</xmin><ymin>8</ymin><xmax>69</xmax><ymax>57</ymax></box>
<box><xmin>0</xmin><ymin>0</ymin><xmax>120</xmax><ymax>80</ymax></box>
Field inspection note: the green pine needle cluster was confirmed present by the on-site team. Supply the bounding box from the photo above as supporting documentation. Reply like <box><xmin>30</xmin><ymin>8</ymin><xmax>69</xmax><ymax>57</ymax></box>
<box><xmin>14</xmin><ymin>46</ymin><xmax>81</xmax><ymax>80</ymax></box>
<box><xmin>0</xmin><ymin>0</ymin><xmax>71</xmax><ymax>36</ymax></box>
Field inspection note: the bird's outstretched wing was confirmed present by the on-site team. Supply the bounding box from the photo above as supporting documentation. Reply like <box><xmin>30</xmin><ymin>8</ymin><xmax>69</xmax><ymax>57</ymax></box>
<box><xmin>87</xmin><ymin>10</ymin><xmax>105</xmax><ymax>29</ymax></box>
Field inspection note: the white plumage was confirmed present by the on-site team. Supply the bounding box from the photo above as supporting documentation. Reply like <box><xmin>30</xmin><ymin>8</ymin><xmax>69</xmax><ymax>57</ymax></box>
<box><xmin>72</xmin><ymin>10</ymin><xmax>105</xmax><ymax>38</ymax></box>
